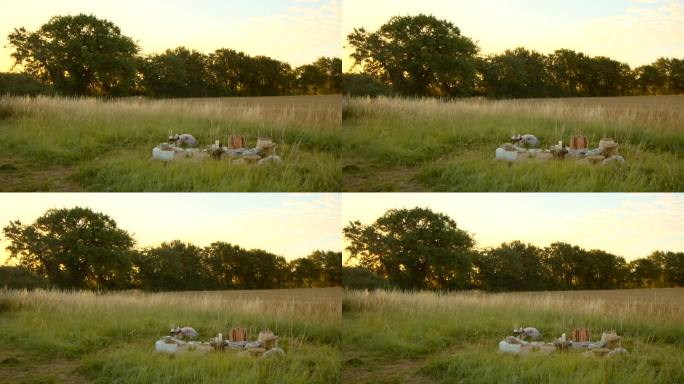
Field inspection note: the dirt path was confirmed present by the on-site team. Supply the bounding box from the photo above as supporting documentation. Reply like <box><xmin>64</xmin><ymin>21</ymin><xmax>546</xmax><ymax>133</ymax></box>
<box><xmin>0</xmin><ymin>348</ymin><xmax>90</xmax><ymax>384</ymax></box>
<box><xmin>342</xmin><ymin>160</ymin><xmax>425</xmax><ymax>191</ymax></box>
<box><xmin>0</xmin><ymin>156</ymin><xmax>81</xmax><ymax>192</ymax></box>
<box><xmin>343</xmin><ymin>351</ymin><xmax>437</xmax><ymax>384</ymax></box>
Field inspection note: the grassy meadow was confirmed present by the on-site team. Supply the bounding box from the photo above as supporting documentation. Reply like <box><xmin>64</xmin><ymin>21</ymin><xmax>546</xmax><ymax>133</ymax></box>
<box><xmin>0</xmin><ymin>95</ymin><xmax>341</xmax><ymax>192</ymax></box>
<box><xmin>342</xmin><ymin>95</ymin><xmax>684</xmax><ymax>191</ymax></box>
<box><xmin>343</xmin><ymin>288</ymin><xmax>684</xmax><ymax>384</ymax></box>
<box><xmin>0</xmin><ymin>287</ymin><xmax>341</xmax><ymax>384</ymax></box>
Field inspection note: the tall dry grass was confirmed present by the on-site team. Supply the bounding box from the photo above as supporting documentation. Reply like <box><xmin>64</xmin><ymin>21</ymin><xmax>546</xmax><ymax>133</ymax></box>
<box><xmin>342</xmin><ymin>96</ymin><xmax>684</xmax><ymax>191</ymax></box>
<box><xmin>344</xmin><ymin>288</ymin><xmax>684</xmax><ymax>325</ymax></box>
<box><xmin>0</xmin><ymin>288</ymin><xmax>341</xmax><ymax>383</ymax></box>
<box><xmin>345</xmin><ymin>96</ymin><xmax>684</xmax><ymax>132</ymax></box>
<box><xmin>342</xmin><ymin>288</ymin><xmax>684</xmax><ymax>384</ymax></box>
<box><xmin>2</xmin><ymin>287</ymin><xmax>341</xmax><ymax>324</ymax></box>
<box><xmin>0</xmin><ymin>95</ymin><xmax>341</xmax><ymax>191</ymax></box>
<box><xmin>1</xmin><ymin>95</ymin><xmax>341</xmax><ymax>128</ymax></box>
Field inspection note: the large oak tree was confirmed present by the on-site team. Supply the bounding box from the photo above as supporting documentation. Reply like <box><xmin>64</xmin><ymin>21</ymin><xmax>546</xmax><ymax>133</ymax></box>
<box><xmin>8</xmin><ymin>14</ymin><xmax>139</xmax><ymax>96</ymax></box>
<box><xmin>344</xmin><ymin>207</ymin><xmax>475</xmax><ymax>290</ymax></box>
<box><xmin>3</xmin><ymin>207</ymin><xmax>135</xmax><ymax>289</ymax></box>
<box><xmin>347</xmin><ymin>14</ymin><xmax>478</xmax><ymax>97</ymax></box>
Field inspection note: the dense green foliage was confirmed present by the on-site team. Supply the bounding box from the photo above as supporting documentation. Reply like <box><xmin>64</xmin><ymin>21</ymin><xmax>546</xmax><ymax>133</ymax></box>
<box><xmin>0</xmin><ymin>73</ymin><xmax>53</xmax><ymax>96</ymax></box>
<box><xmin>344</xmin><ymin>208</ymin><xmax>474</xmax><ymax>290</ymax></box>
<box><xmin>341</xmin><ymin>267</ymin><xmax>389</xmax><ymax>290</ymax></box>
<box><xmin>346</xmin><ymin>14</ymin><xmax>684</xmax><ymax>98</ymax></box>
<box><xmin>341</xmin><ymin>73</ymin><xmax>393</xmax><ymax>98</ymax></box>
<box><xmin>7</xmin><ymin>14</ymin><xmax>341</xmax><ymax>97</ymax></box>
<box><xmin>8</xmin><ymin>14</ymin><xmax>139</xmax><ymax>96</ymax></box>
<box><xmin>3</xmin><ymin>207</ymin><xmax>342</xmax><ymax>291</ymax></box>
<box><xmin>3</xmin><ymin>207</ymin><xmax>135</xmax><ymax>290</ymax></box>
<box><xmin>347</xmin><ymin>14</ymin><xmax>478</xmax><ymax>96</ymax></box>
<box><xmin>343</xmin><ymin>207</ymin><xmax>684</xmax><ymax>291</ymax></box>
<box><xmin>0</xmin><ymin>266</ymin><xmax>47</xmax><ymax>289</ymax></box>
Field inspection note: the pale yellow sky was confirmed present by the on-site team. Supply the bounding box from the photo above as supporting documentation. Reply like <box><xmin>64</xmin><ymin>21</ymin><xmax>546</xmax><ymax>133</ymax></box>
<box><xmin>342</xmin><ymin>193</ymin><xmax>684</xmax><ymax>264</ymax></box>
<box><xmin>343</xmin><ymin>0</ymin><xmax>684</xmax><ymax>72</ymax></box>
<box><xmin>0</xmin><ymin>193</ymin><xmax>341</xmax><ymax>264</ymax></box>
<box><xmin>1</xmin><ymin>0</ymin><xmax>342</xmax><ymax>72</ymax></box>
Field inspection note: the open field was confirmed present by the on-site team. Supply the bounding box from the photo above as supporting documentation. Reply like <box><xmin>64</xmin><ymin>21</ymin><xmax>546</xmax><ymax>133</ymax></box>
<box><xmin>342</xmin><ymin>95</ymin><xmax>684</xmax><ymax>191</ymax></box>
<box><xmin>343</xmin><ymin>288</ymin><xmax>684</xmax><ymax>384</ymax></box>
<box><xmin>0</xmin><ymin>287</ymin><xmax>341</xmax><ymax>384</ymax></box>
<box><xmin>0</xmin><ymin>95</ymin><xmax>341</xmax><ymax>191</ymax></box>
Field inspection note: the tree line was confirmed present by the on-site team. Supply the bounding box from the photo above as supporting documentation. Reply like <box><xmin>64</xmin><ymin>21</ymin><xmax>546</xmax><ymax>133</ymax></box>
<box><xmin>2</xmin><ymin>14</ymin><xmax>342</xmax><ymax>97</ymax></box>
<box><xmin>1</xmin><ymin>207</ymin><xmax>341</xmax><ymax>291</ymax></box>
<box><xmin>345</xmin><ymin>14</ymin><xmax>684</xmax><ymax>98</ymax></box>
<box><xmin>343</xmin><ymin>207</ymin><xmax>684</xmax><ymax>291</ymax></box>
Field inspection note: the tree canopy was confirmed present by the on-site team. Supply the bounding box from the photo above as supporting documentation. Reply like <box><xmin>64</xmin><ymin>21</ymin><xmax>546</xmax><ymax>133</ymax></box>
<box><xmin>9</xmin><ymin>14</ymin><xmax>139</xmax><ymax>96</ymax></box>
<box><xmin>345</xmin><ymin>15</ymin><xmax>684</xmax><ymax>98</ymax></box>
<box><xmin>344</xmin><ymin>207</ymin><xmax>684</xmax><ymax>291</ymax></box>
<box><xmin>3</xmin><ymin>207</ymin><xmax>341</xmax><ymax>291</ymax></box>
<box><xmin>0</xmin><ymin>266</ymin><xmax>48</xmax><ymax>290</ymax></box>
<box><xmin>344</xmin><ymin>207</ymin><xmax>475</xmax><ymax>289</ymax></box>
<box><xmin>348</xmin><ymin>14</ymin><xmax>478</xmax><ymax>97</ymax></box>
<box><xmin>3</xmin><ymin>207</ymin><xmax>135</xmax><ymax>289</ymax></box>
<box><xmin>6</xmin><ymin>14</ymin><xmax>342</xmax><ymax>97</ymax></box>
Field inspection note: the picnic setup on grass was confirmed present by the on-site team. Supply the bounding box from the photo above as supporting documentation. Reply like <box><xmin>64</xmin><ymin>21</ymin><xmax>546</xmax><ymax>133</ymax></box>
<box><xmin>154</xmin><ymin>326</ymin><xmax>285</xmax><ymax>358</ymax></box>
<box><xmin>498</xmin><ymin>326</ymin><xmax>628</xmax><ymax>358</ymax></box>
<box><xmin>152</xmin><ymin>133</ymin><xmax>283</xmax><ymax>165</ymax></box>
<box><xmin>495</xmin><ymin>134</ymin><xmax>625</xmax><ymax>165</ymax></box>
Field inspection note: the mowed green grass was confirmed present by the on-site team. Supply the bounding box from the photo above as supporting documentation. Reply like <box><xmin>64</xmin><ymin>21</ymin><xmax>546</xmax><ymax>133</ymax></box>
<box><xmin>0</xmin><ymin>95</ymin><xmax>341</xmax><ymax>191</ymax></box>
<box><xmin>0</xmin><ymin>288</ymin><xmax>341</xmax><ymax>384</ymax></box>
<box><xmin>343</xmin><ymin>289</ymin><xmax>684</xmax><ymax>384</ymax></box>
<box><xmin>342</xmin><ymin>96</ymin><xmax>684</xmax><ymax>191</ymax></box>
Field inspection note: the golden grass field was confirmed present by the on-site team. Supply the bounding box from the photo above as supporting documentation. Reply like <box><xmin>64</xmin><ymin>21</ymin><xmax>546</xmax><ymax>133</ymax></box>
<box><xmin>0</xmin><ymin>95</ymin><xmax>341</xmax><ymax>191</ymax></box>
<box><xmin>343</xmin><ymin>288</ymin><xmax>684</xmax><ymax>384</ymax></box>
<box><xmin>342</xmin><ymin>95</ymin><xmax>684</xmax><ymax>191</ymax></box>
<box><xmin>0</xmin><ymin>287</ymin><xmax>341</xmax><ymax>384</ymax></box>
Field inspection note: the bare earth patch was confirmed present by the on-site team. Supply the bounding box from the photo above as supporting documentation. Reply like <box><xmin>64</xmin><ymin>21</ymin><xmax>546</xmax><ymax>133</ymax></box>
<box><xmin>0</xmin><ymin>349</ymin><xmax>89</xmax><ymax>384</ymax></box>
<box><xmin>342</xmin><ymin>160</ymin><xmax>424</xmax><ymax>192</ymax></box>
<box><xmin>343</xmin><ymin>351</ymin><xmax>432</xmax><ymax>384</ymax></box>
<box><xmin>0</xmin><ymin>156</ymin><xmax>80</xmax><ymax>192</ymax></box>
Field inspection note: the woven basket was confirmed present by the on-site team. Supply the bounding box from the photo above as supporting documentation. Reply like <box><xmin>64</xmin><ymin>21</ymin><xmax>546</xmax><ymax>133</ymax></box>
<box><xmin>603</xmin><ymin>145</ymin><xmax>619</xmax><ymax>157</ymax></box>
<box><xmin>599</xmin><ymin>138</ymin><xmax>619</xmax><ymax>157</ymax></box>
<box><xmin>247</xmin><ymin>347</ymin><xmax>266</xmax><ymax>357</ymax></box>
<box><xmin>587</xmin><ymin>155</ymin><xmax>605</xmax><ymax>165</ymax></box>
<box><xmin>256</xmin><ymin>138</ymin><xmax>276</xmax><ymax>156</ymax></box>
<box><xmin>258</xmin><ymin>331</ymin><xmax>275</xmax><ymax>342</ymax></box>
<box><xmin>599</xmin><ymin>138</ymin><xmax>616</xmax><ymax>150</ymax></box>
<box><xmin>243</xmin><ymin>154</ymin><xmax>261</xmax><ymax>163</ymax></box>
<box><xmin>601</xmin><ymin>331</ymin><xmax>621</xmax><ymax>349</ymax></box>
<box><xmin>262</xmin><ymin>336</ymin><xmax>278</xmax><ymax>350</ymax></box>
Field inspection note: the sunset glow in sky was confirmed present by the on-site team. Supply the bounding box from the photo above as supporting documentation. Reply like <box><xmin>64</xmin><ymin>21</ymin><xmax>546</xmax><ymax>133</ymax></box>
<box><xmin>0</xmin><ymin>193</ymin><xmax>342</xmax><ymax>264</ymax></box>
<box><xmin>0</xmin><ymin>0</ymin><xmax>341</xmax><ymax>72</ymax></box>
<box><xmin>342</xmin><ymin>193</ymin><xmax>684</xmax><ymax>263</ymax></box>
<box><xmin>343</xmin><ymin>0</ymin><xmax>684</xmax><ymax>72</ymax></box>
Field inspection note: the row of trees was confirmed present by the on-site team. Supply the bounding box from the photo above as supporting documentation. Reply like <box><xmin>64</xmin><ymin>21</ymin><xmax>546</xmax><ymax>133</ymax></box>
<box><xmin>2</xmin><ymin>207</ymin><xmax>341</xmax><ymax>291</ymax></box>
<box><xmin>4</xmin><ymin>14</ymin><xmax>341</xmax><ymax>97</ymax></box>
<box><xmin>344</xmin><ymin>207</ymin><xmax>684</xmax><ymax>291</ymax></box>
<box><xmin>346</xmin><ymin>14</ymin><xmax>684</xmax><ymax>98</ymax></box>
